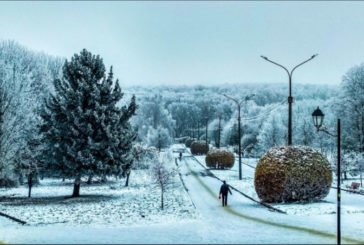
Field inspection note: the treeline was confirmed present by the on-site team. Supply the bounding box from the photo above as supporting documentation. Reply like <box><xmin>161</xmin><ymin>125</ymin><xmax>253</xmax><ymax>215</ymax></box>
<box><xmin>131</xmin><ymin>83</ymin><xmax>338</xmax><ymax>154</ymax></box>
<box><xmin>131</xmin><ymin>71</ymin><xmax>364</xmax><ymax>180</ymax></box>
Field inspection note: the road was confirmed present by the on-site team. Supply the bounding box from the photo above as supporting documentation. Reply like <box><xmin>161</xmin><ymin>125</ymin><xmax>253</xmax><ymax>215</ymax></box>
<box><xmin>179</xmin><ymin>153</ymin><xmax>364</xmax><ymax>244</ymax></box>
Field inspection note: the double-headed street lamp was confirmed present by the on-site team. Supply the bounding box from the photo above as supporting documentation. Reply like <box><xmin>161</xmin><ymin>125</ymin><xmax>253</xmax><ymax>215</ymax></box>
<box><xmin>223</xmin><ymin>94</ymin><xmax>255</xmax><ymax>180</ymax></box>
<box><xmin>312</xmin><ymin>106</ymin><xmax>341</xmax><ymax>245</ymax></box>
<box><xmin>261</xmin><ymin>54</ymin><xmax>318</xmax><ymax>145</ymax></box>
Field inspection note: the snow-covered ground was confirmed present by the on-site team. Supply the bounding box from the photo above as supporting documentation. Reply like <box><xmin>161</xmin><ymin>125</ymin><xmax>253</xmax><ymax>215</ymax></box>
<box><xmin>0</xmin><ymin>173</ymin><xmax>197</xmax><ymax>226</ymax></box>
<box><xmin>193</xmin><ymin>149</ymin><xmax>364</xmax><ymax>243</ymax></box>
<box><xmin>1</xmin><ymin>144</ymin><xmax>364</xmax><ymax>244</ymax></box>
<box><xmin>194</xmin><ymin>153</ymin><xmax>364</xmax><ymax>216</ymax></box>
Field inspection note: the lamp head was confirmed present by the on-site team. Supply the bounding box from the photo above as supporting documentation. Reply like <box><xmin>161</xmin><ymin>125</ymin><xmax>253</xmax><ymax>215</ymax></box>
<box><xmin>260</xmin><ymin>55</ymin><xmax>268</xmax><ymax>60</ymax></box>
<box><xmin>312</xmin><ymin>106</ymin><xmax>324</xmax><ymax>130</ymax></box>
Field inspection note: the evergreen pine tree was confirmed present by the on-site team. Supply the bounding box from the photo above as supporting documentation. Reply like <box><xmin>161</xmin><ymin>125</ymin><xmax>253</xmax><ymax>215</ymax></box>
<box><xmin>40</xmin><ymin>49</ymin><xmax>137</xmax><ymax>197</ymax></box>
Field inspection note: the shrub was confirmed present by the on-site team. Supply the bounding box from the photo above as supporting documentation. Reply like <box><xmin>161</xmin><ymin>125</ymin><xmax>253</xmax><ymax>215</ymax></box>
<box><xmin>0</xmin><ymin>177</ymin><xmax>17</xmax><ymax>187</ymax></box>
<box><xmin>205</xmin><ymin>149</ymin><xmax>235</xmax><ymax>169</ymax></box>
<box><xmin>185</xmin><ymin>138</ymin><xmax>196</xmax><ymax>148</ymax></box>
<box><xmin>190</xmin><ymin>141</ymin><xmax>209</xmax><ymax>155</ymax></box>
<box><xmin>254</xmin><ymin>146</ymin><xmax>332</xmax><ymax>203</ymax></box>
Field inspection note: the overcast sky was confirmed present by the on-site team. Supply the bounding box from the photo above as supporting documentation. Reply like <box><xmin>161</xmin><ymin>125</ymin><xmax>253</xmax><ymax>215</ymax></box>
<box><xmin>1</xmin><ymin>1</ymin><xmax>364</xmax><ymax>87</ymax></box>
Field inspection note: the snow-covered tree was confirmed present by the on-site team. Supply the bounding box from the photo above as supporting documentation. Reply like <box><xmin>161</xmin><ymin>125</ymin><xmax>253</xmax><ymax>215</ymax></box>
<box><xmin>0</xmin><ymin>40</ymin><xmax>62</xmax><ymax>187</ymax></box>
<box><xmin>150</xmin><ymin>151</ymin><xmax>176</xmax><ymax>210</ymax></box>
<box><xmin>168</xmin><ymin>102</ymin><xmax>201</xmax><ymax>138</ymax></box>
<box><xmin>132</xmin><ymin>94</ymin><xmax>175</xmax><ymax>145</ymax></box>
<box><xmin>40</xmin><ymin>49</ymin><xmax>137</xmax><ymax>197</ymax></box>
<box><xmin>146</xmin><ymin>126</ymin><xmax>173</xmax><ymax>151</ymax></box>
<box><xmin>337</xmin><ymin>64</ymin><xmax>364</xmax><ymax>152</ymax></box>
<box><xmin>256</xmin><ymin>106</ymin><xmax>286</xmax><ymax>154</ymax></box>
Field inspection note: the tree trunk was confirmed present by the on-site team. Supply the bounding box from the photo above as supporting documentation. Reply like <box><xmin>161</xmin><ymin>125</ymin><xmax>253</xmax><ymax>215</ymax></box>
<box><xmin>125</xmin><ymin>172</ymin><xmax>130</xmax><ymax>187</ymax></box>
<box><xmin>101</xmin><ymin>174</ymin><xmax>107</xmax><ymax>183</ymax></box>
<box><xmin>18</xmin><ymin>174</ymin><xmax>24</xmax><ymax>185</ymax></box>
<box><xmin>87</xmin><ymin>175</ymin><xmax>93</xmax><ymax>185</ymax></box>
<box><xmin>27</xmin><ymin>174</ymin><xmax>33</xmax><ymax>198</ymax></box>
<box><xmin>360</xmin><ymin>171</ymin><xmax>363</xmax><ymax>187</ymax></box>
<box><xmin>161</xmin><ymin>190</ymin><xmax>164</xmax><ymax>210</ymax></box>
<box><xmin>72</xmin><ymin>176</ymin><xmax>81</xmax><ymax>197</ymax></box>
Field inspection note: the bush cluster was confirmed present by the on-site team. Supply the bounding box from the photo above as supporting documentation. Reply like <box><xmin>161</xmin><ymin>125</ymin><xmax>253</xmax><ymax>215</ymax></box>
<box><xmin>205</xmin><ymin>149</ymin><xmax>235</xmax><ymax>169</ymax></box>
<box><xmin>190</xmin><ymin>141</ymin><xmax>209</xmax><ymax>155</ymax></box>
<box><xmin>185</xmin><ymin>138</ymin><xmax>196</xmax><ymax>148</ymax></box>
<box><xmin>254</xmin><ymin>146</ymin><xmax>333</xmax><ymax>203</ymax></box>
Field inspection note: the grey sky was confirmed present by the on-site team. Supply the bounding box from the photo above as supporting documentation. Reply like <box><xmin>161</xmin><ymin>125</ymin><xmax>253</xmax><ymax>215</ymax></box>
<box><xmin>0</xmin><ymin>1</ymin><xmax>364</xmax><ymax>87</ymax></box>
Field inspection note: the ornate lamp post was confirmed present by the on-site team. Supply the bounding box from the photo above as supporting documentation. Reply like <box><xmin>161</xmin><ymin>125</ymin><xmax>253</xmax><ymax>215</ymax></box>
<box><xmin>312</xmin><ymin>106</ymin><xmax>341</xmax><ymax>245</ymax></box>
<box><xmin>261</xmin><ymin>54</ymin><xmax>318</xmax><ymax>145</ymax></box>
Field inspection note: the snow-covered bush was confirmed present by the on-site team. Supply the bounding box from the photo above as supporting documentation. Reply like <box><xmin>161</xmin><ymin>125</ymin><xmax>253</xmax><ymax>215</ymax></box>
<box><xmin>205</xmin><ymin>149</ymin><xmax>234</xmax><ymax>169</ymax></box>
<box><xmin>175</xmin><ymin>136</ymin><xmax>190</xmax><ymax>144</ymax></box>
<box><xmin>132</xmin><ymin>144</ymin><xmax>159</xmax><ymax>170</ymax></box>
<box><xmin>185</xmin><ymin>138</ymin><xmax>195</xmax><ymax>148</ymax></box>
<box><xmin>190</xmin><ymin>141</ymin><xmax>209</xmax><ymax>155</ymax></box>
<box><xmin>254</xmin><ymin>146</ymin><xmax>332</xmax><ymax>203</ymax></box>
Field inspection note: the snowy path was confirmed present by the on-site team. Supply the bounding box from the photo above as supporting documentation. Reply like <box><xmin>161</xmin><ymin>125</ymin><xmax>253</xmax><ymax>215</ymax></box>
<box><xmin>180</xmin><ymin>154</ymin><xmax>364</xmax><ymax>244</ymax></box>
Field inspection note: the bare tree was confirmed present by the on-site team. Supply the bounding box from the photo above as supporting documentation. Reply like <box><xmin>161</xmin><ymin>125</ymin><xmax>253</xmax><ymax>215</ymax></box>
<box><xmin>150</xmin><ymin>153</ymin><xmax>176</xmax><ymax>210</ymax></box>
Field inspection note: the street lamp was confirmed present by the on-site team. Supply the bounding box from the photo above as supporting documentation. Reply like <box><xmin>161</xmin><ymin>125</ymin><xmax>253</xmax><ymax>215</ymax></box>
<box><xmin>222</xmin><ymin>93</ymin><xmax>255</xmax><ymax>180</ymax></box>
<box><xmin>205</xmin><ymin>115</ymin><xmax>208</xmax><ymax>146</ymax></box>
<box><xmin>261</xmin><ymin>54</ymin><xmax>318</xmax><ymax>145</ymax></box>
<box><xmin>311</xmin><ymin>106</ymin><xmax>341</xmax><ymax>245</ymax></box>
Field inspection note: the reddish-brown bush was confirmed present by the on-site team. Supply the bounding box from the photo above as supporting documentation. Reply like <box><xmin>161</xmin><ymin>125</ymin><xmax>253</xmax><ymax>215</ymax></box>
<box><xmin>190</xmin><ymin>141</ymin><xmax>209</xmax><ymax>155</ymax></box>
<box><xmin>254</xmin><ymin>146</ymin><xmax>332</xmax><ymax>203</ymax></box>
<box><xmin>205</xmin><ymin>149</ymin><xmax>235</xmax><ymax>169</ymax></box>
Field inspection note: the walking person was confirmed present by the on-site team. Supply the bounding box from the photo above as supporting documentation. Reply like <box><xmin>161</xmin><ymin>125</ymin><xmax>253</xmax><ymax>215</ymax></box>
<box><xmin>179</xmin><ymin>152</ymin><xmax>182</xmax><ymax>161</ymax></box>
<box><xmin>219</xmin><ymin>180</ymin><xmax>232</xmax><ymax>207</ymax></box>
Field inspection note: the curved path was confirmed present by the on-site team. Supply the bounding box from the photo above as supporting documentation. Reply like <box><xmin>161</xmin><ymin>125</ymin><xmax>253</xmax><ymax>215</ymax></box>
<box><xmin>180</xmin><ymin>155</ymin><xmax>364</xmax><ymax>244</ymax></box>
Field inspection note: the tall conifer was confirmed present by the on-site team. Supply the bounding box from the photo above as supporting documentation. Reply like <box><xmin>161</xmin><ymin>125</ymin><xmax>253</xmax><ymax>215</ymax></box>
<box><xmin>40</xmin><ymin>49</ymin><xmax>136</xmax><ymax>197</ymax></box>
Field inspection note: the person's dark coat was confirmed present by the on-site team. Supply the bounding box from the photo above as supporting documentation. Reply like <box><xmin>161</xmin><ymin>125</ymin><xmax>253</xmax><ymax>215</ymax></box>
<box><xmin>219</xmin><ymin>183</ymin><xmax>232</xmax><ymax>196</ymax></box>
<box><xmin>219</xmin><ymin>181</ymin><xmax>232</xmax><ymax>207</ymax></box>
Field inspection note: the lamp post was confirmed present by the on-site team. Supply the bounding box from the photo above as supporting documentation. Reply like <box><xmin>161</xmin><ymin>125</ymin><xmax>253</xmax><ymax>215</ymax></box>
<box><xmin>312</xmin><ymin>106</ymin><xmax>341</xmax><ymax>245</ymax></box>
<box><xmin>205</xmin><ymin>116</ymin><xmax>208</xmax><ymax>146</ymax></box>
<box><xmin>261</xmin><ymin>54</ymin><xmax>318</xmax><ymax>145</ymax></box>
<box><xmin>223</xmin><ymin>94</ymin><xmax>255</xmax><ymax>180</ymax></box>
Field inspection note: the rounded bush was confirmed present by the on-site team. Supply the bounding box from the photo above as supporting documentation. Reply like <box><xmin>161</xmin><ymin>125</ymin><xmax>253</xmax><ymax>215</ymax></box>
<box><xmin>254</xmin><ymin>146</ymin><xmax>332</xmax><ymax>203</ymax></box>
<box><xmin>190</xmin><ymin>141</ymin><xmax>209</xmax><ymax>155</ymax></box>
<box><xmin>185</xmin><ymin>138</ymin><xmax>196</xmax><ymax>148</ymax></box>
<box><xmin>0</xmin><ymin>177</ymin><xmax>17</xmax><ymax>187</ymax></box>
<box><xmin>205</xmin><ymin>149</ymin><xmax>235</xmax><ymax>169</ymax></box>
